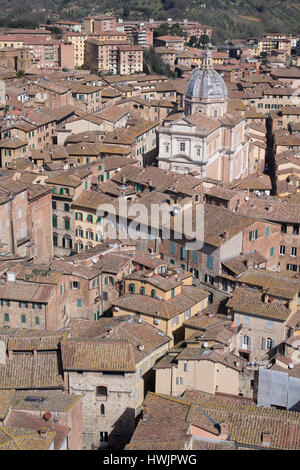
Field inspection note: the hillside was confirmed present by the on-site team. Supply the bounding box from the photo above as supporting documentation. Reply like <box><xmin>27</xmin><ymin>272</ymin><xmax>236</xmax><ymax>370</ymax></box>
<box><xmin>0</xmin><ymin>0</ymin><xmax>299</xmax><ymax>43</ymax></box>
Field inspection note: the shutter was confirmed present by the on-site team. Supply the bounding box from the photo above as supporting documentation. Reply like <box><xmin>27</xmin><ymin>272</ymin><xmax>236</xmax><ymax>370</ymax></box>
<box><xmin>70</xmin><ymin>282</ymin><xmax>72</xmax><ymax>289</ymax></box>
<box><xmin>262</xmin><ymin>337</ymin><xmax>266</xmax><ymax>350</ymax></box>
<box><xmin>248</xmin><ymin>336</ymin><xmax>252</xmax><ymax>350</ymax></box>
<box><xmin>239</xmin><ymin>335</ymin><xmax>243</xmax><ymax>348</ymax></box>
<box><xmin>255</xmin><ymin>229</ymin><xmax>258</xmax><ymax>239</ymax></box>
<box><xmin>271</xmin><ymin>339</ymin><xmax>275</xmax><ymax>350</ymax></box>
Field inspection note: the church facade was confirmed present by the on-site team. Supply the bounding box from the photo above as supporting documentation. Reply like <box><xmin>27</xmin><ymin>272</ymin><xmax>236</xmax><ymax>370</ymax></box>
<box><xmin>157</xmin><ymin>48</ymin><xmax>250</xmax><ymax>182</ymax></box>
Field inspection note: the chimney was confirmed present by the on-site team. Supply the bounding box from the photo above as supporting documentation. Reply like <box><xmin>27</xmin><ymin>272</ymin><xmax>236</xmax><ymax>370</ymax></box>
<box><xmin>263</xmin><ymin>292</ymin><xmax>268</xmax><ymax>303</ymax></box>
<box><xmin>141</xmin><ymin>406</ymin><xmax>151</xmax><ymax>421</ymax></box>
<box><xmin>261</xmin><ymin>431</ymin><xmax>271</xmax><ymax>447</ymax></box>
<box><xmin>219</xmin><ymin>422</ymin><xmax>230</xmax><ymax>439</ymax></box>
<box><xmin>0</xmin><ymin>340</ymin><xmax>6</xmax><ymax>365</ymax></box>
<box><xmin>138</xmin><ymin>344</ymin><xmax>144</xmax><ymax>351</ymax></box>
<box><xmin>38</xmin><ymin>427</ymin><xmax>48</xmax><ymax>437</ymax></box>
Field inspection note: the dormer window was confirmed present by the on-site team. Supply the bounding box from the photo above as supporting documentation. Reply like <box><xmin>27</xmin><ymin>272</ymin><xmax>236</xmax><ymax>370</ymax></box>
<box><xmin>7</xmin><ymin>272</ymin><xmax>15</xmax><ymax>282</ymax></box>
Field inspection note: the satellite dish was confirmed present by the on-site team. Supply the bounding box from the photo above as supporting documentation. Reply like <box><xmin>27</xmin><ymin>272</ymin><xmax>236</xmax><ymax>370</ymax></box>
<box><xmin>289</xmin><ymin>362</ymin><xmax>294</xmax><ymax>369</ymax></box>
<box><xmin>203</xmin><ymin>342</ymin><xmax>209</xmax><ymax>348</ymax></box>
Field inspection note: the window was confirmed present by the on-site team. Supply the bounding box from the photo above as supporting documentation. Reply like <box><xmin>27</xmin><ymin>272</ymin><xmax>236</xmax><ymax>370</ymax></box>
<box><xmin>265</xmin><ymin>227</ymin><xmax>269</xmax><ymax>236</ymax></box>
<box><xmin>52</xmin><ymin>215</ymin><xmax>57</xmax><ymax>228</ymax></box>
<box><xmin>87</xmin><ymin>214</ymin><xmax>93</xmax><ymax>223</ymax></box>
<box><xmin>279</xmin><ymin>245</ymin><xmax>285</xmax><ymax>255</ymax></box>
<box><xmin>281</xmin><ymin>225</ymin><xmax>287</xmax><ymax>234</ymax></box>
<box><xmin>140</xmin><ymin>286</ymin><xmax>145</xmax><ymax>295</ymax></box>
<box><xmin>176</xmin><ymin>377</ymin><xmax>184</xmax><ymax>385</ymax></box>
<box><xmin>21</xmin><ymin>314</ymin><xmax>26</xmax><ymax>324</ymax></box>
<box><xmin>19</xmin><ymin>302</ymin><xmax>28</xmax><ymax>308</ymax></box>
<box><xmin>207</xmin><ymin>256</ymin><xmax>213</xmax><ymax>270</ymax></box>
<box><xmin>170</xmin><ymin>242</ymin><xmax>176</xmax><ymax>255</ymax></box>
<box><xmin>262</xmin><ymin>337</ymin><xmax>274</xmax><ymax>350</ymax></box>
<box><xmin>35</xmin><ymin>316</ymin><xmax>40</xmax><ymax>325</ymax></box>
<box><xmin>100</xmin><ymin>432</ymin><xmax>108</xmax><ymax>442</ymax></box>
<box><xmin>53</xmin><ymin>234</ymin><xmax>58</xmax><ymax>246</ymax></box>
<box><xmin>151</xmin><ymin>289</ymin><xmax>156</xmax><ymax>298</ymax></box>
<box><xmin>65</xmin><ymin>218</ymin><xmax>70</xmax><ymax>230</ymax></box>
<box><xmin>52</xmin><ymin>187</ymin><xmax>57</xmax><ymax>194</ymax></box>
<box><xmin>171</xmin><ymin>288</ymin><xmax>175</xmax><ymax>298</ymax></box>
<box><xmin>193</xmin><ymin>251</ymin><xmax>198</xmax><ymax>264</ymax></box>
<box><xmin>291</xmin><ymin>247</ymin><xmax>297</xmax><ymax>257</ymax></box>
<box><xmin>249</xmin><ymin>230</ymin><xmax>258</xmax><ymax>241</ymax></box>
<box><xmin>129</xmin><ymin>283</ymin><xmax>135</xmax><ymax>293</ymax></box>
<box><xmin>100</xmin><ymin>404</ymin><xmax>105</xmax><ymax>416</ymax></box>
<box><xmin>172</xmin><ymin>316</ymin><xmax>179</xmax><ymax>326</ymax></box>
<box><xmin>71</xmin><ymin>281</ymin><xmax>80</xmax><ymax>290</ymax></box>
<box><xmin>180</xmin><ymin>142</ymin><xmax>185</xmax><ymax>152</ymax></box>
<box><xmin>240</xmin><ymin>335</ymin><xmax>252</xmax><ymax>350</ymax></box>
<box><xmin>75</xmin><ymin>212</ymin><xmax>83</xmax><ymax>221</ymax></box>
<box><xmin>293</xmin><ymin>226</ymin><xmax>299</xmax><ymax>235</ymax></box>
<box><xmin>244</xmin><ymin>315</ymin><xmax>250</xmax><ymax>324</ymax></box>
<box><xmin>52</xmin><ymin>201</ymin><xmax>56</xmax><ymax>210</ymax></box>
<box><xmin>64</xmin><ymin>203</ymin><xmax>70</xmax><ymax>212</ymax></box>
<box><xmin>77</xmin><ymin>298</ymin><xmax>82</xmax><ymax>307</ymax></box>
<box><xmin>181</xmin><ymin>246</ymin><xmax>186</xmax><ymax>260</ymax></box>
<box><xmin>204</xmin><ymin>274</ymin><xmax>214</xmax><ymax>285</ymax></box>
<box><xmin>270</xmin><ymin>247</ymin><xmax>274</xmax><ymax>257</ymax></box>
<box><xmin>267</xmin><ymin>320</ymin><xmax>273</xmax><ymax>330</ymax></box>
<box><xmin>4</xmin><ymin>313</ymin><xmax>9</xmax><ymax>322</ymax></box>
<box><xmin>287</xmin><ymin>264</ymin><xmax>297</xmax><ymax>271</ymax></box>
<box><xmin>184</xmin><ymin>308</ymin><xmax>191</xmax><ymax>320</ymax></box>
<box><xmin>96</xmin><ymin>386</ymin><xmax>107</xmax><ymax>398</ymax></box>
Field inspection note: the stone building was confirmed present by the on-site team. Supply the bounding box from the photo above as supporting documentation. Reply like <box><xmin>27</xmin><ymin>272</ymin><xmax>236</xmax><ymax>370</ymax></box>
<box><xmin>61</xmin><ymin>339</ymin><xmax>137</xmax><ymax>450</ymax></box>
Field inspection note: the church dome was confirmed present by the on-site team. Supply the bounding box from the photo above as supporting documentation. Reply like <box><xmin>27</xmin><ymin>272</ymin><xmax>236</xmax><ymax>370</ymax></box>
<box><xmin>185</xmin><ymin>49</ymin><xmax>227</xmax><ymax>101</ymax></box>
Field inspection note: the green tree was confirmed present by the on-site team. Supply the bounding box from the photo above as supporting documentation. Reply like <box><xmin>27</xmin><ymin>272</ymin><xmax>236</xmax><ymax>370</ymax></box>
<box><xmin>197</xmin><ymin>34</ymin><xmax>210</xmax><ymax>48</ymax></box>
<box><xmin>169</xmin><ymin>23</ymin><xmax>184</xmax><ymax>37</ymax></box>
<box><xmin>188</xmin><ymin>35</ymin><xmax>198</xmax><ymax>47</ymax></box>
<box><xmin>16</xmin><ymin>70</ymin><xmax>25</xmax><ymax>78</ymax></box>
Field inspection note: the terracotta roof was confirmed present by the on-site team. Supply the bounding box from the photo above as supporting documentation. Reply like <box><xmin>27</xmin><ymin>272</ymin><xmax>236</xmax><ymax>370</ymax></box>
<box><xmin>222</xmin><ymin>252</ymin><xmax>266</xmax><ymax>275</ymax></box>
<box><xmin>5</xmin><ymin>410</ymin><xmax>70</xmax><ymax>450</ymax></box>
<box><xmin>0</xmin><ymin>352</ymin><xmax>64</xmax><ymax>390</ymax></box>
<box><xmin>227</xmin><ymin>286</ymin><xmax>291</xmax><ymax>321</ymax></box>
<box><xmin>113</xmin><ymin>286</ymin><xmax>209</xmax><ymax>320</ymax></box>
<box><xmin>0</xmin><ymin>281</ymin><xmax>55</xmax><ymax>303</ymax></box>
<box><xmin>182</xmin><ymin>389</ymin><xmax>300</xmax><ymax>450</ymax></box>
<box><xmin>67</xmin><ymin>315</ymin><xmax>170</xmax><ymax>363</ymax></box>
<box><xmin>237</xmin><ymin>196</ymin><xmax>300</xmax><ymax>224</ymax></box>
<box><xmin>71</xmin><ymin>190</ymin><xmax>113</xmax><ymax>211</ymax></box>
<box><xmin>237</xmin><ymin>269</ymin><xmax>300</xmax><ymax>298</ymax></box>
<box><xmin>0</xmin><ymin>426</ymin><xmax>56</xmax><ymax>450</ymax></box>
<box><xmin>11</xmin><ymin>390</ymin><xmax>82</xmax><ymax>413</ymax></box>
<box><xmin>0</xmin><ymin>390</ymin><xmax>15</xmax><ymax>419</ymax></box>
<box><xmin>61</xmin><ymin>339</ymin><xmax>136</xmax><ymax>372</ymax></box>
